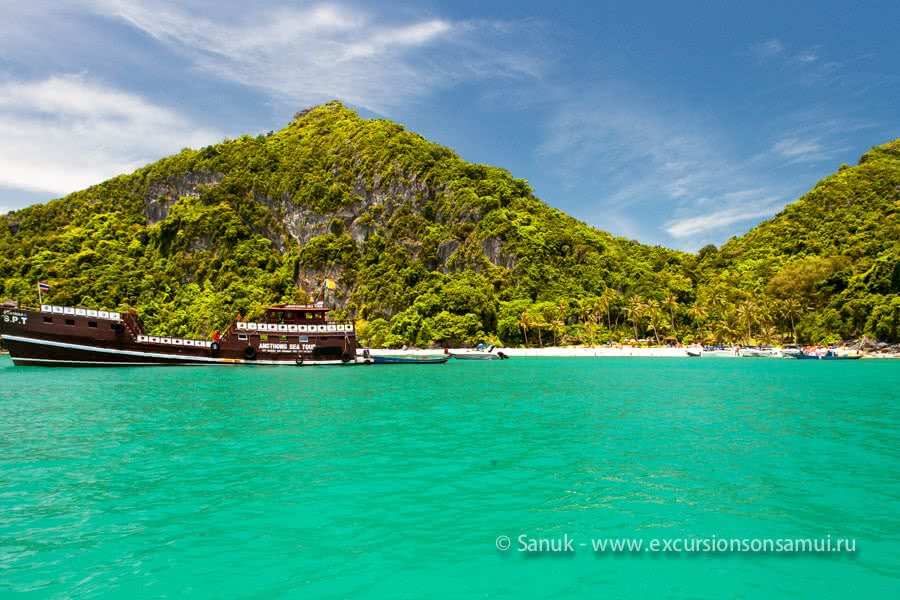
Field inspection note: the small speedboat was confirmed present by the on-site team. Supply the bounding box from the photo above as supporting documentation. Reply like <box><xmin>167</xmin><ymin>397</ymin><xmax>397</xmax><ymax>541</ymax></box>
<box><xmin>789</xmin><ymin>349</ymin><xmax>862</xmax><ymax>360</ymax></box>
<box><xmin>738</xmin><ymin>347</ymin><xmax>784</xmax><ymax>358</ymax></box>
<box><xmin>371</xmin><ymin>354</ymin><xmax>450</xmax><ymax>364</ymax></box>
<box><xmin>450</xmin><ymin>344</ymin><xmax>509</xmax><ymax>360</ymax></box>
<box><xmin>701</xmin><ymin>346</ymin><xmax>737</xmax><ymax>357</ymax></box>
<box><xmin>686</xmin><ymin>349</ymin><xmax>702</xmax><ymax>357</ymax></box>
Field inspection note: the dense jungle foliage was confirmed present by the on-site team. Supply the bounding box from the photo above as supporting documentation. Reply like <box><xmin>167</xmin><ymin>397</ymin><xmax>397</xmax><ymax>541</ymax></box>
<box><xmin>2</xmin><ymin>102</ymin><xmax>898</xmax><ymax>345</ymax></box>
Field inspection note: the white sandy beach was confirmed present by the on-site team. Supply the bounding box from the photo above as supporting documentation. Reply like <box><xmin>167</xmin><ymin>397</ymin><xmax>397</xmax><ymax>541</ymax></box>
<box><xmin>364</xmin><ymin>346</ymin><xmax>900</xmax><ymax>358</ymax></box>
<box><xmin>495</xmin><ymin>346</ymin><xmax>697</xmax><ymax>357</ymax></box>
<box><xmin>366</xmin><ymin>346</ymin><xmax>704</xmax><ymax>358</ymax></box>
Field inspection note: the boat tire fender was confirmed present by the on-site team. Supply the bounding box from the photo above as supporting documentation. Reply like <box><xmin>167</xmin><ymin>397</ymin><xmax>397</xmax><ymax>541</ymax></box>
<box><xmin>243</xmin><ymin>345</ymin><xmax>257</xmax><ymax>360</ymax></box>
<box><xmin>295</xmin><ymin>357</ymin><xmax>303</xmax><ymax>366</ymax></box>
<box><xmin>210</xmin><ymin>341</ymin><xmax>220</xmax><ymax>354</ymax></box>
<box><xmin>341</xmin><ymin>352</ymin><xmax>352</xmax><ymax>363</ymax></box>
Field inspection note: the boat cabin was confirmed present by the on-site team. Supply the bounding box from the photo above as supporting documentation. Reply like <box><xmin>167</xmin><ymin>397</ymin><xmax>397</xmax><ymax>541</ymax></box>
<box><xmin>263</xmin><ymin>304</ymin><xmax>332</xmax><ymax>325</ymax></box>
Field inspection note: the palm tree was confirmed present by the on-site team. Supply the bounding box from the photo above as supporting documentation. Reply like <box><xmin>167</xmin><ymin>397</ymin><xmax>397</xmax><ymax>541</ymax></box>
<box><xmin>624</xmin><ymin>295</ymin><xmax>645</xmax><ymax>342</ymax></box>
<box><xmin>551</xmin><ymin>318</ymin><xmax>566</xmax><ymax>346</ymax></box>
<box><xmin>687</xmin><ymin>303</ymin><xmax>707</xmax><ymax>340</ymax></box>
<box><xmin>584</xmin><ymin>320</ymin><xmax>598</xmax><ymax>346</ymax></box>
<box><xmin>688</xmin><ymin>303</ymin><xmax>707</xmax><ymax>323</ymax></box>
<box><xmin>779</xmin><ymin>298</ymin><xmax>802</xmax><ymax>342</ymax></box>
<box><xmin>646</xmin><ymin>299</ymin><xmax>663</xmax><ymax>345</ymax></box>
<box><xmin>758</xmin><ymin>324</ymin><xmax>777</xmax><ymax>346</ymax></box>
<box><xmin>592</xmin><ymin>294</ymin><xmax>608</xmax><ymax>329</ymax></box>
<box><xmin>709</xmin><ymin>291</ymin><xmax>728</xmax><ymax>319</ymax></box>
<box><xmin>576</xmin><ymin>298</ymin><xmax>593</xmax><ymax>324</ymax></box>
<box><xmin>736</xmin><ymin>300</ymin><xmax>757</xmax><ymax>344</ymax></box>
<box><xmin>529</xmin><ymin>311</ymin><xmax>548</xmax><ymax>347</ymax></box>
<box><xmin>517</xmin><ymin>311</ymin><xmax>532</xmax><ymax>346</ymax></box>
<box><xmin>713</xmin><ymin>318</ymin><xmax>737</xmax><ymax>345</ymax></box>
<box><xmin>557</xmin><ymin>299</ymin><xmax>569</xmax><ymax>323</ymax></box>
<box><xmin>601</xmin><ymin>288</ymin><xmax>617</xmax><ymax>333</ymax></box>
<box><xmin>757</xmin><ymin>301</ymin><xmax>776</xmax><ymax>333</ymax></box>
<box><xmin>663</xmin><ymin>294</ymin><xmax>679</xmax><ymax>336</ymax></box>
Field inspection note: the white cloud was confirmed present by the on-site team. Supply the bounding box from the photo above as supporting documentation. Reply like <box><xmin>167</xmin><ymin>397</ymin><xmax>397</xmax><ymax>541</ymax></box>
<box><xmin>0</xmin><ymin>74</ymin><xmax>221</xmax><ymax>195</ymax></box>
<box><xmin>536</xmin><ymin>92</ymin><xmax>819</xmax><ymax>248</ymax></box>
<box><xmin>765</xmin><ymin>114</ymin><xmax>870</xmax><ymax>164</ymax></box>
<box><xmin>538</xmin><ymin>94</ymin><xmax>715</xmax><ymax>201</ymax></box>
<box><xmin>0</xmin><ymin>2</ymin><xmax>543</xmax><ymax>199</ymax></box>
<box><xmin>86</xmin><ymin>1</ymin><xmax>542</xmax><ymax>113</ymax></box>
<box><xmin>665</xmin><ymin>203</ymin><xmax>782</xmax><ymax>238</ymax></box>
<box><xmin>753</xmin><ymin>38</ymin><xmax>785</xmax><ymax>59</ymax></box>
<box><xmin>772</xmin><ymin>137</ymin><xmax>826</xmax><ymax>162</ymax></box>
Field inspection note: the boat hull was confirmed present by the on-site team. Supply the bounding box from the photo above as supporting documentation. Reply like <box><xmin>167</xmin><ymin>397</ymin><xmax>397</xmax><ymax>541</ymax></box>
<box><xmin>2</xmin><ymin>334</ymin><xmax>359</xmax><ymax>367</ymax></box>
<box><xmin>791</xmin><ymin>353</ymin><xmax>862</xmax><ymax>360</ymax></box>
<box><xmin>450</xmin><ymin>353</ymin><xmax>500</xmax><ymax>360</ymax></box>
<box><xmin>371</xmin><ymin>355</ymin><xmax>449</xmax><ymax>364</ymax></box>
<box><xmin>739</xmin><ymin>349</ymin><xmax>784</xmax><ymax>358</ymax></box>
<box><xmin>0</xmin><ymin>304</ymin><xmax>362</xmax><ymax>367</ymax></box>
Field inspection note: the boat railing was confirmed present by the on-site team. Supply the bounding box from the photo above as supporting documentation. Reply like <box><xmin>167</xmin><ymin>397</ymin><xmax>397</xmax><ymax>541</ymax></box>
<box><xmin>135</xmin><ymin>335</ymin><xmax>213</xmax><ymax>348</ymax></box>
<box><xmin>234</xmin><ymin>321</ymin><xmax>355</xmax><ymax>333</ymax></box>
<box><xmin>41</xmin><ymin>304</ymin><xmax>122</xmax><ymax>321</ymax></box>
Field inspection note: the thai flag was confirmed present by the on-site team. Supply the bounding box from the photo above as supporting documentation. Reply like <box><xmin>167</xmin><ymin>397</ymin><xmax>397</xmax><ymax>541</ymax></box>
<box><xmin>38</xmin><ymin>282</ymin><xmax>50</xmax><ymax>291</ymax></box>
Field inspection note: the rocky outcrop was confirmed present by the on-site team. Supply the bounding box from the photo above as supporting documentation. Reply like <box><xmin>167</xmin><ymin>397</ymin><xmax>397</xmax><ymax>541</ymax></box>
<box><xmin>481</xmin><ymin>237</ymin><xmax>517</xmax><ymax>270</ymax></box>
<box><xmin>437</xmin><ymin>240</ymin><xmax>461</xmax><ymax>264</ymax></box>
<box><xmin>144</xmin><ymin>171</ymin><xmax>224</xmax><ymax>225</ymax></box>
<box><xmin>852</xmin><ymin>337</ymin><xmax>900</xmax><ymax>354</ymax></box>
<box><xmin>250</xmin><ymin>171</ymin><xmax>436</xmax><ymax>249</ymax></box>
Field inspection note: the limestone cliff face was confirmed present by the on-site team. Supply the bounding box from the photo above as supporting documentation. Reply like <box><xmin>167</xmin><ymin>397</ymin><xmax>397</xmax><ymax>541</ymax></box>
<box><xmin>144</xmin><ymin>171</ymin><xmax>224</xmax><ymax>225</ymax></box>
<box><xmin>481</xmin><ymin>237</ymin><xmax>517</xmax><ymax>270</ymax></box>
<box><xmin>143</xmin><ymin>142</ymin><xmax>504</xmax><ymax>277</ymax></box>
<box><xmin>112</xmin><ymin>103</ymin><xmax>550</xmax><ymax>296</ymax></box>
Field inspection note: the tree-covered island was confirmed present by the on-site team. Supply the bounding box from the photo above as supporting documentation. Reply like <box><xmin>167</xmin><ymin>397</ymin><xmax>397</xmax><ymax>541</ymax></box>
<box><xmin>2</xmin><ymin>103</ymin><xmax>898</xmax><ymax>347</ymax></box>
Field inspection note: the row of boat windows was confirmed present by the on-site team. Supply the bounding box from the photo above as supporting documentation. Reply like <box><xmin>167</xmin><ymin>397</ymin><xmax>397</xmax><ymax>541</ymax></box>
<box><xmin>135</xmin><ymin>335</ymin><xmax>212</xmax><ymax>347</ymax></box>
<box><xmin>235</xmin><ymin>322</ymin><xmax>353</xmax><ymax>333</ymax></box>
<box><xmin>40</xmin><ymin>305</ymin><xmax>121</xmax><ymax>320</ymax></box>
<box><xmin>44</xmin><ymin>316</ymin><xmax>115</xmax><ymax>329</ymax></box>
<box><xmin>234</xmin><ymin>334</ymin><xmax>341</xmax><ymax>342</ymax></box>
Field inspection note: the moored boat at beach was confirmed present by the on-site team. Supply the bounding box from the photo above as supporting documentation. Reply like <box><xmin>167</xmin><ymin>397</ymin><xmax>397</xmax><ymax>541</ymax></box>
<box><xmin>450</xmin><ymin>343</ymin><xmax>509</xmax><ymax>360</ymax></box>
<box><xmin>0</xmin><ymin>301</ymin><xmax>363</xmax><ymax>367</ymax></box>
<box><xmin>370</xmin><ymin>353</ymin><xmax>450</xmax><ymax>364</ymax></box>
<box><xmin>785</xmin><ymin>347</ymin><xmax>863</xmax><ymax>360</ymax></box>
<box><xmin>700</xmin><ymin>346</ymin><xmax>738</xmax><ymax>357</ymax></box>
<box><xmin>738</xmin><ymin>347</ymin><xmax>784</xmax><ymax>358</ymax></box>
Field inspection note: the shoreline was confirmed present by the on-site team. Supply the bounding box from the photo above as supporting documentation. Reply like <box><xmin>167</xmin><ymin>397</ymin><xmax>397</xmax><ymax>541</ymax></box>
<box><xmin>366</xmin><ymin>346</ymin><xmax>900</xmax><ymax>359</ymax></box>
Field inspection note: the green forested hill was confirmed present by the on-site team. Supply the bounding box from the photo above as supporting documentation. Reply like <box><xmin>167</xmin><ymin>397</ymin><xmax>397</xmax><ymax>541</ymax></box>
<box><xmin>1</xmin><ymin>102</ymin><xmax>898</xmax><ymax>345</ymax></box>
<box><xmin>693</xmin><ymin>140</ymin><xmax>900</xmax><ymax>344</ymax></box>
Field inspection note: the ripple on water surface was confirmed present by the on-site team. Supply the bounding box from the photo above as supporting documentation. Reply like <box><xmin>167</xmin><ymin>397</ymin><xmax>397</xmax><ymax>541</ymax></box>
<box><xmin>0</xmin><ymin>357</ymin><xmax>898</xmax><ymax>598</ymax></box>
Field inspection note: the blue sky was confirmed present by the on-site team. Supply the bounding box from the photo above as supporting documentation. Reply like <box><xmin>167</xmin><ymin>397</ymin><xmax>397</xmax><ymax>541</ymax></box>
<box><xmin>1</xmin><ymin>0</ymin><xmax>897</xmax><ymax>250</ymax></box>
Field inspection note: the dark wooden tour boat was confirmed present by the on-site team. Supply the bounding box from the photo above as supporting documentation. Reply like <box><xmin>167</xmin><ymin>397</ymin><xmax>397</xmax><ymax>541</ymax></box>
<box><xmin>0</xmin><ymin>301</ymin><xmax>366</xmax><ymax>367</ymax></box>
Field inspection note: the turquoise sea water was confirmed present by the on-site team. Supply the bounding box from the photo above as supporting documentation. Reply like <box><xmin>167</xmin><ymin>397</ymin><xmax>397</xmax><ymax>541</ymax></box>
<box><xmin>1</xmin><ymin>355</ymin><xmax>898</xmax><ymax>599</ymax></box>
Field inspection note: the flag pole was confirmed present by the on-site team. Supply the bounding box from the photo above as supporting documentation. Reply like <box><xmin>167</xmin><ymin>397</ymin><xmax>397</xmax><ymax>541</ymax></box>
<box><xmin>37</xmin><ymin>282</ymin><xmax>42</xmax><ymax>305</ymax></box>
